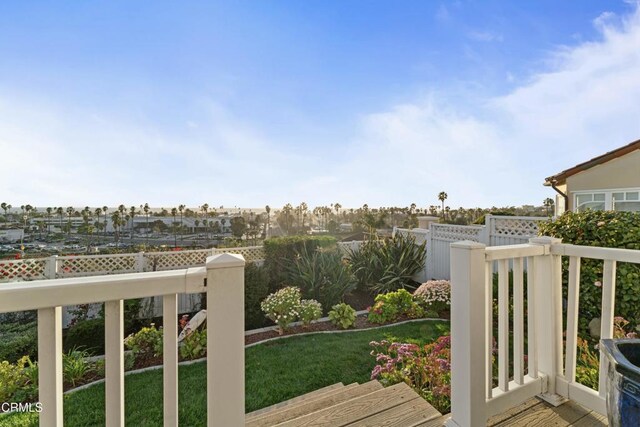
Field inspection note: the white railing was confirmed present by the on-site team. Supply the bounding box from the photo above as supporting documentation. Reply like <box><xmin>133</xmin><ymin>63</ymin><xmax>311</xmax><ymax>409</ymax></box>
<box><xmin>447</xmin><ymin>237</ymin><xmax>640</xmax><ymax>426</ymax></box>
<box><xmin>0</xmin><ymin>253</ymin><xmax>246</xmax><ymax>427</ymax></box>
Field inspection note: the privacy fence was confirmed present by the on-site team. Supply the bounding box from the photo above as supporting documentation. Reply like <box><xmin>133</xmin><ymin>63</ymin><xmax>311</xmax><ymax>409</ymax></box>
<box><xmin>394</xmin><ymin>215</ymin><xmax>548</xmax><ymax>280</ymax></box>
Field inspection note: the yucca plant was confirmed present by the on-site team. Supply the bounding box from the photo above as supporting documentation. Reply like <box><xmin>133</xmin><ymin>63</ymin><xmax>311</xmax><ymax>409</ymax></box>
<box><xmin>347</xmin><ymin>234</ymin><xmax>425</xmax><ymax>294</ymax></box>
<box><xmin>286</xmin><ymin>246</ymin><xmax>356</xmax><ymax>310</ymax></box>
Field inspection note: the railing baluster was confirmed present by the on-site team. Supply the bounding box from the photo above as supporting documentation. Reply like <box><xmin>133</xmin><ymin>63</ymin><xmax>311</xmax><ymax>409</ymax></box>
<box><xmin>513</xmin><ymin>257</ymin><xmax>524</xmax><ymax>385</ymax></box>
<box><xmin>498</xmin><ymin>259</ymin><xmax>509</xmax><ymax>392</ymax></box>
<box><xmin>163</xmin><ymin>294</ymin><xmax>179</xmax><ymax>427</ymax></box>
<box><xmin>599</xmin><ymin>259</ymin><xmax>617</xmax><ymax>397</ymax></box>
<box><xmin>485</xmin><ymin>261</ymin><xmax>493</xmax><ymax>399</ymax></box>
<box><xmin>105</xmin><ymin>299</ymin><xmax>125</xmax><ymax>427</ymax></box>
<box><xmin>564</xmin><ymin>256</ymin><xmax>581</xmax><ymax>384</ymax></box>
<box><xmin>38</xmin><ymin>307</ymin><xmax>63</xmax><ymax>427</ymax></box>
<box><xmin>526</xmin><ymin>256</ymin><xmax>538</xmax><ymax>378</ymax></box>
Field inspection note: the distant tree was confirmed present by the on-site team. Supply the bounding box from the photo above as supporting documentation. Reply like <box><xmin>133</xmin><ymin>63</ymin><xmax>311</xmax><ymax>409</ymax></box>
<box><xmin>438</xmin><ymin>192</ymin><xmax>448</xmax><ymax>219</ymax></box>
<box><xmin>543</xmin><ymin>198</ymin><xmax>555</xmax><ymax>216</ymax></box>
<box><xmin>230</xmin><ymin>216</ymin><xmax>246</xmax><ymax>239</ymax></box>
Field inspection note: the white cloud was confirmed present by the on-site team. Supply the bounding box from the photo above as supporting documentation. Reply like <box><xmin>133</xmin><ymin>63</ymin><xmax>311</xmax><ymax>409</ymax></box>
<box><xmin>326</xmin><ymin>4</ymin><xmax>640</xmax><ymax>208</ymax></box>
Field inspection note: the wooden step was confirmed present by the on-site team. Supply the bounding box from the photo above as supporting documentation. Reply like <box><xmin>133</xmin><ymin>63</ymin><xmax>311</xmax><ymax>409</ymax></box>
<box><xmin>274</xmin><ymin>382</ymin><xmax>418</xmax><ymax>427</ymax></box>
<box><xmin>246</xmin><ymin>382</ymin><xmax>380</xmax><ymax>427</ymax></box>
<box><xmin>412</xmin><ymin>414</ymin><xmax>450</xmax><ymax>427</ymax></box>
<box><xmin>246</xmin><ymin>383</ymin><xmax>345</xmax><ymax>419</ymax></box>
<box><xmin>345</xmin><ymin>394</ymin><xmax>442</xmax><ymax>427</ymax></box>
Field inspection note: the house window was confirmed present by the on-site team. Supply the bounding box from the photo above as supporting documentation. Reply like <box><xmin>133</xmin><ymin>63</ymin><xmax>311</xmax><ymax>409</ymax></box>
<box><xmin>575</xmin><ymin>189</ymin><xmax>640</xmax><ymax>212</ymax></box>
<box><xmin>575</xmin><ymin>193</ymin><xmax>606</xmax><ymax>211</ymax></box>
<box><xmin>613</xmin><ymin>191</ymin><xmax>640</xmax><ymax>212</ymax></box>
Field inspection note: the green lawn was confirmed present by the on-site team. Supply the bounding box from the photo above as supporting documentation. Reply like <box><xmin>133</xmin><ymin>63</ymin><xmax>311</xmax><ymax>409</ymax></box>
<box><xmin>0</xmin><ymin>320</ymin><xmax>449</xmax><ymax>427</ymax></box>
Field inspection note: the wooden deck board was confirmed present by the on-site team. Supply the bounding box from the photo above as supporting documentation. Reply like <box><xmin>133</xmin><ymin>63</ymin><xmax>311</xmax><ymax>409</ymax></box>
<box><xmin>345</xmin><ymin>396</ymin><xmax>441</xmax><ymax>427</ymax></box>
<box><xmin>276</xmin><ymin>382</ymin><xmax>418</xmax><ymax>427</ymax></box>
<box><xmin>246</xmin><ymin>382</ymin><xmax>377</xmax><ymax>427</ymax></box>
<box><xmin>245</xmin><ymin>383</ymin><xmax>344</xmax><ymax>419</ymax></box>
<box><xmin>493</xmin><ymin>399</ymin><xmax>603</xmax><ymax>427</ymax></box>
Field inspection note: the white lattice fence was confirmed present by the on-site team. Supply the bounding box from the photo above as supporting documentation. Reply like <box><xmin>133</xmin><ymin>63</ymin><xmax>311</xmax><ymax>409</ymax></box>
<box><xmin>430</xmin><ymin>224</ymin><xmax>485</xmax><ymax>279</ymax></box>
<box><xmin>145</xmin><ymin>249</ymin><xmax>211</xmax><ymax>271</ymax></box>
<box><xmin>488</xmin><ymin>215</ymin><xmax>546</xmax><ymax>246</ymax></box>
<box><xmin>57</xmin><ymin>253</ymin><xmax>138</xmax><ymax>278</ymax></box>
<box><xmin>337</xmin><ymin>241</ymin><xmax>362</xmax><ymax>253</ymax></box>
<box><xmin>0</xmin><ymin>258</ymin><xmax>47</xmax><ymax>282</ymax></box>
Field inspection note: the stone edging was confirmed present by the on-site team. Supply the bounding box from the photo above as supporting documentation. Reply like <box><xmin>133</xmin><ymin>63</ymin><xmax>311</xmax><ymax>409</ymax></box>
<box><xmin>64</xmin><ymin>317</ymin><xmax>449</xmax><ymax>395</ymax></box>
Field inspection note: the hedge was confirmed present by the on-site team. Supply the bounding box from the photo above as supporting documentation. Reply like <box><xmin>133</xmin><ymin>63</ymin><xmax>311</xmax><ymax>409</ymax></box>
<box><xmin>538</xmin><ymin>210</ymin><xmax>640</xmax><ymax>335</ymax></box>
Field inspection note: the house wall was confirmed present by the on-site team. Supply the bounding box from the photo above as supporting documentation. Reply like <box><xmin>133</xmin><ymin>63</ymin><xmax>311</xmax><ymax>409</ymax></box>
<box><xmin>566</xmin><ymin>149</ymin><xmax>640</xmax><ymax>210</ymax></box>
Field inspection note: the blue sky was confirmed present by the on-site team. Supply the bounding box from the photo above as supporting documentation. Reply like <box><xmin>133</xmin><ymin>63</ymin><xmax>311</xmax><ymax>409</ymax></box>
<box><xmin>1</xmin><ymin>1</ymin><xmax>639</xmax><ymax>209</ymax></box>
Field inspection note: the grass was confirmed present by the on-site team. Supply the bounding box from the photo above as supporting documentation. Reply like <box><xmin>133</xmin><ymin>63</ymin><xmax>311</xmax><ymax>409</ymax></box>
<box><xmin>0</xmin><ymin>320</ymin><xmax>449</xmax><ymax>427</ymax></box>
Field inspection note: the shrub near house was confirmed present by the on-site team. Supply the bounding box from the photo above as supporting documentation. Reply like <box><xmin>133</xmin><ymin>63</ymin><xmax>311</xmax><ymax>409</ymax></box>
<box><xmin>539</xmin><ymin>210</ymin><xmax>640</xmax><ymax>333</ymax></box>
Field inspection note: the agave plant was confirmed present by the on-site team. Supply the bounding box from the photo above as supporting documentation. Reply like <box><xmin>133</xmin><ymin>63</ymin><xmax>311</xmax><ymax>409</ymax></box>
<box><xmin>347</xmin><ymin>234</ymin><xmax>425</xmax><ymax>294</ymax></box>
<box><xmin>285</xmin><ymin>246</ymin><xmax>356</xmax><ymax>310</ymax></box>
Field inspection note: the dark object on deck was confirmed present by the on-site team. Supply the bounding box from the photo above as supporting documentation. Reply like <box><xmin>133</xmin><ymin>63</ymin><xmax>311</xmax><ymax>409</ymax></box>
<box><xmin>601</xmin><ymin>339</ymin><xmax>640</xmax><ymax>427</ymax></box>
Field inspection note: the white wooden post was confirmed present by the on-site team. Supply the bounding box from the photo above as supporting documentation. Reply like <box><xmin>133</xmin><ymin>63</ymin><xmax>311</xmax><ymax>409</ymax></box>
<box><xmin>529</xmin><ymin>236</ymin><xmax>565</xmax><ymax>405</ymax></box>
<box><xmin>163</xmin><ymin>294</ymin><xmax>179</xmax><ymax>427</ymax></box>
<box><xmin>38</xmin><ymin>307</ymin><xmax>63</xmax><ymax>427</ymax></box>
<box><xmin>135</xmin><ymin>252</ymin><xmax>146</xmax><ymax>272</ymax></box>
<box><xmin>206</xmin><ymin>253</ymin><xmax>245</xmax><ymax>427</ymax></box>
<box><xmin>44</xmin><ymin>255</ymin><xmax>58</xmax><ymax>279</ymax></box>
<box><xmin>446</xmin><ymin>241</ymin><xmax>487</xmax><ymax>427</ymax></box>
<box><xmin>426</xmin><ymin>225</ymin><xmax>434</xmax><ymax>280</ymax></box>
<box><xmin>105</xmin><ymin>299</ymin><xmax>125</xmax><ymax>427</ymax></box>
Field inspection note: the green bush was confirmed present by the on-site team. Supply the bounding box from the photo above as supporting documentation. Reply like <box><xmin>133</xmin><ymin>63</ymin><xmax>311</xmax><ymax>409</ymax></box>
<box><xmin>328</xmin><ymin>303</ymin><xmax>357</xmax><ymax>329</ymax></box>
<box><xmin>179</xmin><ymin>329</ymin><xmax>207</xmax><ymax>360</ymax></box>
<box><xmin>0</xmin><ymin>321</ymin><xmax>37</xmax><ymax>363</ymax></box>
<box><xmin>245</xmin><ymin>263</ymin><xmax>271</xmax><ymax>330</ymax></box>
<box><xmin>63</xmin><ymin>347</ymin><xmax>93</xmax><ymax>387</ymax></box>
<box><xmin>286</xmin><ymin>246</ymin><xmax>356</xmax><ymax>310</ymax></box>
<box><xmin>263</xmin><ymin>236</ymin><xmax>336</xmax><ymax>290</ymax></box>
<box><xmin>124</xmin><ymin>324</ymin><xmax>163</xmax><ymax>359</ymax></box>
<box><xmin>0</xmin><ymin>356</ymin><xmax>38</xmax><ymax>403</ymax></box>
<box><xmin>64</xmin><ymin>318</ymin><xmax>105</xmax><ymax>356</ymax></box>
<box><xmin>368</xmin><ymin>289</ymin><xmax>424</xmax><ymax>324</ymax></box>
<box><xmin>347</xmin><ymin>234</ymin><xmax>425</xmax><ymax>293</ymax></box>
<box><xmin>538</xmin><ymin>210</ymin><xmax>640</xmax><ymax>333</ymax></box>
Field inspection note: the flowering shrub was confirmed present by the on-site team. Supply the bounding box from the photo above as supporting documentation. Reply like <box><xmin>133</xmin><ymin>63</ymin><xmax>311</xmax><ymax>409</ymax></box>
<box><xmin>329</xmin><ymin>303</ymin><xmax>357</xmax><ymax>329</ymax></box>
<box><xmin>298</xmin><ymin>299</ymin><xmax>323</xmax><ymax>327</ymax></box>
<box><xmin>413</xmin><ymin>280</ymin><xmax>451</xmax><ymax>316</ymax></box>
<box><xmin>575</xmin><ymin>337</ymin><xmax>599</xmax><ymax>389</ymax></box>
<box><xmin>370</xmin><ymin>335</ymin><xmax>451</xmax><ymax>413</ymax></box>
<box><xmin>261</xmin><ymin>287</ymin><xmax>302</xmax><ymax>334</ymax></box>
<box><xmin>613</xmin><ymin>316</ymin><xmax>639</xmax><ymax>339</ymax></box>
<box><xmin>124</xmin><ymin>324</ymin><xmax>163</xmax><ymax>359</ymax></box>
<box><xmin>0</xmin><ymin>356</ymin><xmax>38</xmax><ymax>403</ymax></box>
<box><xmin>367</xmin><ymin>289</ymin><xmax>422</xmax><ymax>324</ymax></box>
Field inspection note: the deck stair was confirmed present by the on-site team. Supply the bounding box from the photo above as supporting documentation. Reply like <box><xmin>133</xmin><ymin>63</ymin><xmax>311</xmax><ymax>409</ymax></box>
<box><xmin>245</xmin><ymin>381</ymin><xmax>449</xmax><ymax>427</ymax></box>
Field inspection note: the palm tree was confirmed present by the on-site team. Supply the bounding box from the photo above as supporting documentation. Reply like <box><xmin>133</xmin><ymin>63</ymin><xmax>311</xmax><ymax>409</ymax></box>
<box><xmin>200</xmin><ymin>204</ymin><xmax>209</xmax><ymax>242</ymax></box>
<box><xmin>171</xmin><ymin>207</ymin><xmax>178</xmax><ymax>247</ymax></box>
<box><xmin>264</xmin><ymin>205</ymin><xmax>271</xmax><ymax>238</ymax></box>
<box><xmin>438</xmin><ymin>192</ymin><xmax>448</xmax><ymax>220</ymax></box>
<box><xmin>102</xmin><ymin>206</ymin><xmax>109</xmax><ymax>241</ymax></box>
<box><xmin>111</xmin><ymin>211</ymin><xmax>122</xmax><ymax>244</ymax></box>
<box><xmin>543</xmin><ymin>198</ymin><xmax>555</xmax><ymax>216</ymax></box>
<box><xmin>141</xmin><ymin>203</ymin><xmax>150</xmax><ymax>246</ymax></box>
<box><xmin>1</xmin><ymin>202</ymin><xmax>10</xmax><ymax>222</ymax></box>
<box><xmin>129</xmin><ymin>206</ymin><xmax>138</xmax><ymax>243</ymax></box>
<box><xmin>178</xmin><ymin>204</ymin><xmax>186</xmax><ymax>242</ymax></box>
<box><xmin>45</xmin><ymin>207</ymin><xmax>53</xmax><ymax>236</ymax></box>
<box><xmin>65</xmin><ymin>206</ymin><xmax>75</xmax><ymax>237</ymax></box>
<box><xmin>94</xmin><ymin>207</ymin><xmax>103</xmax><ymax>242</ymax></box>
